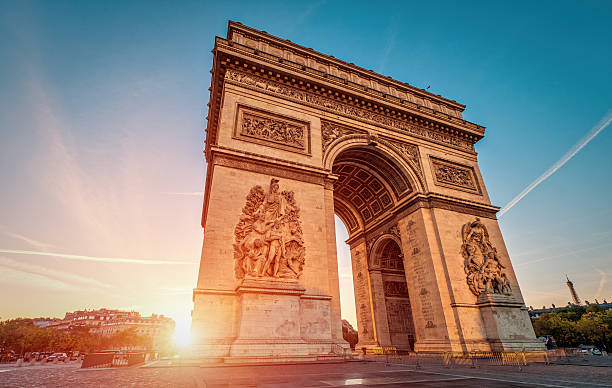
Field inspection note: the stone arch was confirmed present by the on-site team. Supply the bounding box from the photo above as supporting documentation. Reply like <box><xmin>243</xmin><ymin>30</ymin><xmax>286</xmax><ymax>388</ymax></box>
<box><xmin>323</xmin><ymin>134</ymin><xmax>427</xmax><ymax>194</ymax></box>
<box><xmin>328</xmin><ymin>135</ymin><xmax>424</xmax><ymax>236</ymax></box>
<box><xmin>328</xmin><ymin>139</ymin><xmax>422</xmax><ymax>351</ymax></box>
<box><xmin>369</xmin><ymin>233</ymin><xmax>403</xmax><ymax>268</ymax></box>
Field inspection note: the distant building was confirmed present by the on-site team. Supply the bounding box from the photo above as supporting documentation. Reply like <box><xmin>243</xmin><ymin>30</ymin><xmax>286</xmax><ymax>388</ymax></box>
<box><xmin>528</xmin><ymin>276</ymin><xmax>612</xmax><ymax>318</ymax></box>
<box><xmin>528</xmin><ymin>300</ymin><xmax>612</xmax><ymax>319</ymax></box>
<box><xmin>566</xmin><ymin>275</ymin><xmax>581</xmax><ymax>305</ymax></box>
<box><xmin>32</xmin><ymin>317</ymin><xmax>62</xmax><ymax>328</ymax></box>
<box><xmin>44</xmin><ymin>308</ymin><xmax>174</xmax><ymax>346</ymax></box>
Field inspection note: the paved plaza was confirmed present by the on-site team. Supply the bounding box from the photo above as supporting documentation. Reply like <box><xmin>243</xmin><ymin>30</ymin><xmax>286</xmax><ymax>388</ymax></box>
<box><xmin>1</xmin><ymin>359</ymin><xmax>611</xmax><ymax>387</ymax></box>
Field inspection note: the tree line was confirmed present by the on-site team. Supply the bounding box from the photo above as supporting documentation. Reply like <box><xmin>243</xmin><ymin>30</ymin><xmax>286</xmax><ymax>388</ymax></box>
<box><xmin>532</xmin><ymin>305</ymin><xmax>612</xmax><ymax>351</ymax></box>
<box><xmin>0</xmin><ymin>318</ymin><xmax>172</xmax><ymax>355</ymax></box>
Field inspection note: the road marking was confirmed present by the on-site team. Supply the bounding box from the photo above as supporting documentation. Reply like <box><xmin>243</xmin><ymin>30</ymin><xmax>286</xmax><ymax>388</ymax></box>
<box><xmin>380</xmin><ymin>363</ymin><xmax>612</xmax><ymax>387</ymax></box>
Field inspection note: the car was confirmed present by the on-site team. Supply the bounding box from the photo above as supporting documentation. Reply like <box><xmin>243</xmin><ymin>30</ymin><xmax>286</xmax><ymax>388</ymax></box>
<box><xmin>46</xmin><ymin>353</ymin><xmax>68</xmax><ymax>362</ymax></box>
<box><xmin>578</xmin><ymin>345</ymin><xmax>603</xmax><ymax>355</ymax></box>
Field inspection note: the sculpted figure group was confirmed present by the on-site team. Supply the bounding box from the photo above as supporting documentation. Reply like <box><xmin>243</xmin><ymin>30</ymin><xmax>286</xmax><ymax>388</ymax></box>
<box><xmin>242</xmin><ymin>113</ymin><xmax>305</xmax><ymax>148</ymax></box>
<box><xmin>234</xmin><ymin>178</ymin><xmax>306</xmax><ymax>280</ymax></box>
<box><xmin>461</xmin><ymin>218</ymin><xmax>512</xmax><ymax>296</ymax></box>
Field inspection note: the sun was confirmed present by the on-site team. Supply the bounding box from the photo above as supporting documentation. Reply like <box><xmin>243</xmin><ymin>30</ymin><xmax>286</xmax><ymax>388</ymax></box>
<box><xmin>171</xmin><ymin>315</ymin><xmax>192</xmax><ymax>348</ymax></box>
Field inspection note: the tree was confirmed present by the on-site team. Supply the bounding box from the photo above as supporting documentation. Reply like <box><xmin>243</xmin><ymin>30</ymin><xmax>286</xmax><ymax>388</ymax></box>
<box><xmin>533</xmin><ymin>308</ymin><xmax>612</xmax><ymax>351</ymax></box>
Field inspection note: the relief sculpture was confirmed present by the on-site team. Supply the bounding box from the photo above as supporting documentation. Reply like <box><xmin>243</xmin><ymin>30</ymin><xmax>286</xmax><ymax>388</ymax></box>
<box><xmin>242</xmin><ymin>111</ymin><xmax>305</xmax><ymax>149</ymax></box>
<box><xmin>461</xmin><ymin>218</ymin><xmax>512</xmax><ymax>296</ymax></box>
<box><xmin>321</xmin><ymin>121</ymin><xmax>350</xmax><ymax>151</ymax></box>
<box><xmin>234</xmin><ymin>178</ymin><xmax>306</xmax><ymax>279</ymax></box>
<box><xmin>431</xmin><ymin>157</ymin><xmax>479</xmax><ymax>193</ymax></box>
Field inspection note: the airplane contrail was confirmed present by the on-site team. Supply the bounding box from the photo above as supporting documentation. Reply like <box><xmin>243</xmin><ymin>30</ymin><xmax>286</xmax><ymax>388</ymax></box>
<box><xmin>0</xmin><ymin>249</ymin><xmax>195</xmax><ymax>265</ymax></box>
<box><xmin>499</xmin><ymin>111</ymin><xmax>612</xmax><ymax>218</ymax></box>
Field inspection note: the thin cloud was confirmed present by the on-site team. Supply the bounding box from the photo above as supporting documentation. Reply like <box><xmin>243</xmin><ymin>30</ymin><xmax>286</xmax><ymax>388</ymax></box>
<box><xmin>0</xmin><ymin>249</ymin><xmax>195</xmax><ymax>265</ymax></box>
<box><xmin>511</xmin><ymin>229</ymin><xmax>612</xmax><ymax>259</ymax></box>
<box><xmin>594</xmin><ymin>268</ymin><xmax>607</xmax><ymax>299</ymax></box>
<box><xmin>156</xmin><ymin>287</ymin><xmax>193</xmax><ymax>296</ymax></box>
<box><xmin>514</xmin><ymin>240</ymin><xmax>612</xmax><ymax>267</ymax></box>
<box><xmin>499</xmin><ymin>111</ymin><xmax>612</xmax><ymax>218</ymax></box>
<box><xmin>163</xmin><ymin>191</ymin><xmax>204</xmax><ymax>196</ymax></box>
<box><xmin>378</xmin><ymin>16</ymin><xmax>400</xmax><ymax>74</ymax></box>
<box><xmin>2</xmin><ymin>230</ymin><xmax>55</xmax><ymax>251</ymax></box>
<box><xmin>288</xmin><ymin>0</ymin><xmax>327</xmax><ymax>33</ymax></box>
<box><xmin>0</xmin><ymin>256</ymin><xmax>110</xmax><ymax>289</ymax></box>
<box><xmin>1</xmin><ymin>266</ymin><xmax>79</xmax><ymax>292</ymax></box>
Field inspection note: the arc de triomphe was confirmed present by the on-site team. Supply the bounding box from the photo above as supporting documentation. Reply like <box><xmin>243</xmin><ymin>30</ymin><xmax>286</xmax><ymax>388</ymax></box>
<box><xmin>191</xmin><ymin>21</ymin><xmax>543</xmax><ymax>362</ymax></box>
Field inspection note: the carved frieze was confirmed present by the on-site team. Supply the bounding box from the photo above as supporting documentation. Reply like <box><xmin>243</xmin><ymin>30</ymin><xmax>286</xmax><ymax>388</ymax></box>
<box><xmin>235</xmin><ymin>105</ymin><xmax>310</xmax><ymax>154</ymax></box>
<box><xmin>226</xmin><ymin>69</ymin><xmax>474</xmax><ymax>152</ymax></box>
<box><xmin>430</xmin><ymin>157</ymin><xmax>480</xmax><ymax>194</ymax></box>
<box><xmin>234</xmin><ymin>178</ymin><xmax>306</xmax><ymax>280</ymax></box>
<box><xmin>384</xmin><ymin>280</ymin><xmax>410</xmax><ymax>298</ymax></box>
<box><xmin>321</xmin><ymin>120</ymin><xmax>352</xmax><ymax>152</ymax></box>
<box><xmin>396</xmin><ymin>143</ymin><xmax>421</xmax><ymax>171</ymax></box>
<box><xmin>461</xmin><ymin>218</ymin><xmax>512</xmax><ymax>296</ymax></box>
<box><xmin>386</xmin><ymin>299</ymin><xmax>415</xmax><ymax>335</ymax></box>
<box><xmin>390</xmin><ymin>141</ymin><xmax>425</xmax><ymax>185</ymax></box>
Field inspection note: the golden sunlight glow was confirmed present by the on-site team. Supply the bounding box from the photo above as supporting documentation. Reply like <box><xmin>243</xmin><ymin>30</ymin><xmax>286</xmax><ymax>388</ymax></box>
<box><xmin>172</xmin><ymin>315</ymin><xmax>192</xmax><ymax>348</ymax></box>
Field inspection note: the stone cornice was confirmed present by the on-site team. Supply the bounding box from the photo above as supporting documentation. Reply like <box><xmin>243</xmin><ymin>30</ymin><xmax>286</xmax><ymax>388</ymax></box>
<box><xmin>214</xmin><ymin>39</ymin><xmax>484</xmax><ymax>136</ymax></box>
<box><xmin>395</xmin><ymin>193</ymin><xmax>499</xmax><ymax>221</ymax></box>
<box><xmin>209</xmin><ymin>144</ymin><xmax>329</xmax><ymax>177</ymax></box>
<box><xmin>345</xmin><ymin>192</ymin><xmax>499</xmax><ymax>242</ymax></box>
<box><xmin>205</xmin><ymin>25</ymin><xmax>487</xmax><ymax>159</ymax></box>
<box><xmin>227</xmin><ymin>21</ymin><xmax>467</xmax><ymax>114</ymax></box>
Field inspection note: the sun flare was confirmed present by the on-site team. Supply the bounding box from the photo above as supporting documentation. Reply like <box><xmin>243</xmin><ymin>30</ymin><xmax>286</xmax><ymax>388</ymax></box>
<box><xmin>171</xmin><ymin>315</ymin><xmax>192</xmax><ymax>348</ymax></box>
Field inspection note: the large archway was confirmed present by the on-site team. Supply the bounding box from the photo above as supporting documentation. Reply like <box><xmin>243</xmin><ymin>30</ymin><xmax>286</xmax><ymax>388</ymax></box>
<box><xmin>331</xmin><ymin>143</ymin><xmax>419</xmax><ymax>351</ymax></box>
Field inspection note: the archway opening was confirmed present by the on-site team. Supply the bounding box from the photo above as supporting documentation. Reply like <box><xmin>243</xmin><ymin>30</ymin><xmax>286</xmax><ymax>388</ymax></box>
<box><xmin>334</xmin><ymin>216</ymin><xmax>358</xmax><ymax>345</ymax></box>
<box><xmin>331</xmin><ymin>144</ymin><xmax>418</xmax><ymax>350</ymax></box>
<box><xmin>372</xmin><ymin>238</ymin><xmax>416</xmax><ymax>350</ymax></box>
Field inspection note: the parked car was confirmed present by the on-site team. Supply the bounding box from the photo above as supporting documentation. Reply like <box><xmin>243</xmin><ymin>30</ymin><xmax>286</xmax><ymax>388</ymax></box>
<box><xmin>46</xmin><ymin>353</ymin><xmax>68</xmax><ymax>362</ymax></box>
<box><xmin>578</xmin><ymin>345</ymin><xmax>602</xmax><ymax>355</ymax></box>
<box><xmin>24</xmin><ymin>352</ymin><xmax>40</xmax><ymax>362</ymax></box>
<box><xmin>70</xmin><ymin>351</ymin><xmax>80</xmax><ymax>361</ymax></box>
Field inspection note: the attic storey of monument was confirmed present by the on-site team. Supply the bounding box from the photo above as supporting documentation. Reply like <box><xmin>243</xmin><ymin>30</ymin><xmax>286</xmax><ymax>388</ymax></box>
<box><xmin>191</xmin><ymin>21</ymin><xmax>543</xmax><ymax>362</ymax></box>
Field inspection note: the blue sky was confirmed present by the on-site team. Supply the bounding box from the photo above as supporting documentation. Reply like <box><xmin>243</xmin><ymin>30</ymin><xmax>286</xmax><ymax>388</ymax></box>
<box><xmin>1</xmin><ymin>1</ymin><xmax>611</xmax><ymax>331</ymax></box>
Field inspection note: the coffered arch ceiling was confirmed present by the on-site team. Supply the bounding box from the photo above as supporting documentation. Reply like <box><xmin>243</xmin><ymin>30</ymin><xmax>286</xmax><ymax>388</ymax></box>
<box><xmin>332</xmin><ymin>146</ymin><xmax>412</xmax><ymax>234</ymax></box>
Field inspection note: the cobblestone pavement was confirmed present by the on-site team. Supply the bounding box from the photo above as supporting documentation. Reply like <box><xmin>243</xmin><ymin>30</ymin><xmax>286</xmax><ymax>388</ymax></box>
<box><xmin>1</xmin><ymin>360</ymin><xmax>611</xmax><ymax>387</ymax></box>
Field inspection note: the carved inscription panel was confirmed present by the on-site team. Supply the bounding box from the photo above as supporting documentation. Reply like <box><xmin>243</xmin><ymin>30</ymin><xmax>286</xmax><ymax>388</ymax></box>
<box><xmin>404</xmin><ymin>219</ymin><xmax>437</xmax><ymax>332</ymax></box>
<box><xmin>383</xmin><ymin>280</ymin><xmax>409</xmax><ymax>298</ymax></box>
<box><xmin>352</xmin><ymin>249</ymin><xmax>375</xmax><ymax>342</ymax></box>
<box><xmin>235</xmin><ymin>105</ymin><xmax>310</xmax><ymax>154</ymax></box>
<box><xmin>430</xmin><ymin>157</ymin><xmax>481</xmax><ymax>194</ymax></box>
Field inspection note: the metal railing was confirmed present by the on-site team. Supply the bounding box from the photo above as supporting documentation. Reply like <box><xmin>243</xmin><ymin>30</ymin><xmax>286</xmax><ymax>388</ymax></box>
<box><xmin>81</xmin><ymin>352</ymin><xmax>146</xmax><ymax>368</ymax></box>
<box><xmin>366</xmin><ymin>349</ymin><xmax>577</xmax><ymax>370</ymax></box>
